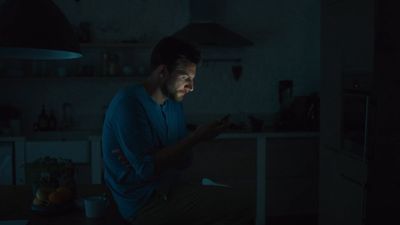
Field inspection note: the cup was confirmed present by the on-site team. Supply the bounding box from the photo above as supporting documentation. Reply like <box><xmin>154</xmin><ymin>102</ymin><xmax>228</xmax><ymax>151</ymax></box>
<box><xmin>84</xmin><ymin>196</ymin><xmax>108</xmax><ymax>218</ymax></box>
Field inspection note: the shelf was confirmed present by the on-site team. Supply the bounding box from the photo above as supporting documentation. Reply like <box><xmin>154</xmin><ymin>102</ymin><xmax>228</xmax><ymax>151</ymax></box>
<box><xmin>80</xmin><ymin>42</ymin><xmax>154</xmax><ymax>48</ymax></box>
<box><xmin>0</xmin><ymin>75</ymin><xmax>146</xmax><ymax>81</ymax></box>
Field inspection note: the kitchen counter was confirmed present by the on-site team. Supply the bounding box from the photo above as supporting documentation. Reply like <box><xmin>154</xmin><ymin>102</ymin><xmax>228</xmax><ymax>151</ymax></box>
<box><xmin>0</xmin><ymin>136</ymin><xmax>25</xmax><ymax>141</ymax></box>
<box><xmin>0</xmin><ymin>184</ymin><xmax>126</xmax><ymax>224</ymax></box>
<box><xmin>3</xmin><ymin>131</ymin><xmax>319</xmax><ymax>225</ymax></box>
<box><xmin>4</xmin><ymin>129</ymin><xmax>319</xmax><ymax>141</ymax></box>
<box><xmin>214</xmin><ymin>131</ymin><xmax>319</xmax><ymax>225</ymax></box>
<box><xmin>218</xmin><ymin>131</ymin><xmax>319</xmax><ymax>139</ymax></box>
<box><xmin>24</xmin><ymin>130</ymin><xmax>102</xmax><ymax>141</ymax></box>
<box><xmin>91</xmin><ymin>131</ymin><xmax>319</xmax><ymax>225</ymax></box>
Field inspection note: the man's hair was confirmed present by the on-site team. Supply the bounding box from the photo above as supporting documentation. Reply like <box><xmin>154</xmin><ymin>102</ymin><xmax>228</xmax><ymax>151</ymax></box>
<box><xmin>150</xmin><ymin>36</ymin><xmax>201</xmax><ymax>72</ymax></box>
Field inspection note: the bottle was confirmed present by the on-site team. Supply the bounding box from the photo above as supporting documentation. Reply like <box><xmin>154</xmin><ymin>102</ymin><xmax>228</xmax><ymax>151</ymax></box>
<box><xmin>37</xmin><ymin>105</ymin><xmax>49</xmax><ymax>131</ymax></box>
<box><xmin>48</xmin><ymin>110</ymin><xmax>57</xmax><ymax>131</ymax></box>
<box><xmin>108</xmin><ymin>53</ymin><xmax>120</xmax><ymax>76</ymax></box>
<box><xmin>278</xmin><ymin>80</ymin><xmax>293</xmax><ymax>110</ymax></box>
<box><xmin>101</xmin><ymin>52</ymin><xmax>110</xmax><ymax>76</ymax></box>
<box><xmin>62</xmin><ymin>103</ymin><xmax>73</xmax><ymax>130</ymax></box>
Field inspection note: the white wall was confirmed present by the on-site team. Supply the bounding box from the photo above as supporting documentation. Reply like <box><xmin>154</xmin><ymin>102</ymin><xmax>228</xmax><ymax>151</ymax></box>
<box><xmin>0</xmin><ymin>0</ymin><xmax>320</xmax><ymax>134</ymax></box>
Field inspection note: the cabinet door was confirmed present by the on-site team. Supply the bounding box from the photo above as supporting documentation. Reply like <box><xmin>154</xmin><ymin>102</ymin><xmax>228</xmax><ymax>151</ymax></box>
<box><xmin>320</xmin><ymin>148</ymin><xmax>366</xmax><ymax>225</ymax></box>
<box><xmin>25</xmin><ymin>140</ymin><xmax>89</xmax><ymax>163</ymax></box>
<box><xmin>320</xmin><ymin>0</ymin><xmax>343</xmax><ymax>151</ymax></box>
<box><xmin>319</xmin><ymin>147</ymin><xmax>342</xmax><ymax>225</ymax></box>
<box><xmin>0</xmin><ymin>142</ymin><xmax>13</xmax><ymax>185</ymax></box>
<box><xmin>336</xmin><ymin>174</ymin><xmax>365</xmax><ymax>225</ymax></box>
<box><xmin>336</xmin><ymin>153</ymin><xmax>367</xmax><ymax>225</ymax></box>
<box><xmin>25</xmin><ymin>140</ymin><xmax>91</xmax><ymax>184</ymax></box>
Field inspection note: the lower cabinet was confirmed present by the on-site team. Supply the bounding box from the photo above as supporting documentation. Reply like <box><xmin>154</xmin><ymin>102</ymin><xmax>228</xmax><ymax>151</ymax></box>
<box><xmin>0</xmin><ymin>142</ymin><xmax>14</xmax><ymax>185</ymax></box>
<box><xmin>24</xmin><ymin>140</ymin><xmax>91</xmax><ymax>185</ymax></box>
<box><xmin>187</xmin><ymin>136</ymin><xmax>319</xmax><ymax>218</ymax></box>
<box><xmin>336</xmin><ymin>173</ymin><xmax>366</xmax><ymax>225</ymax></box>
<box><xmin>319</xmin><ymin>147</ymin><xmax>367</xmax><ymax>225</ymax></box>
<box><xmin>25</xmin><ymin>140</ymin><xmax>90</xmax><ymax>163</ymax></box>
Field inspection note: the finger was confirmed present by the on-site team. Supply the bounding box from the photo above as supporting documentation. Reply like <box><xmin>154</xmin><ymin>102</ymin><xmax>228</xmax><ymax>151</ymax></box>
<box><xmin>118</xmin><ymin>155</ymin><xmax>128</xmax><ymax>161</ymax></box>
<box><xmin>216</xmin><ymin>120</ymin><xmax>229</xmax><ymax>129</ymax></box>
<box><xmin>119</xmin><ymin>157</ymin><xmax>129</xmax><ymax>163</ymax></box>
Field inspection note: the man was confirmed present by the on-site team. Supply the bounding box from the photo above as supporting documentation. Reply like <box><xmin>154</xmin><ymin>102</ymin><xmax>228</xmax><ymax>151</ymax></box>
<box><xmin>102</xmin><ymin>36</ymin><xmax>254</xmax><ymax>225</ymax></box>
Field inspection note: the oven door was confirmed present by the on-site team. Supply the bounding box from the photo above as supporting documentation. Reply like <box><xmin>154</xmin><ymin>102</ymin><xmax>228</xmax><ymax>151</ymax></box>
<box><xmin>342</xmin><ymin>91</ymin><xmax>369</xmax><ymax>160</ymax></box>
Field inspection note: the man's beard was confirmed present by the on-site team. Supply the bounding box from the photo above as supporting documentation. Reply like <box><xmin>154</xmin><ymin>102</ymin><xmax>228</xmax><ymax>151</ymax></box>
<box><xmin>161</xmin><ymin>82</ymin><xmax>184</xmax><ymax>102</ymax></box>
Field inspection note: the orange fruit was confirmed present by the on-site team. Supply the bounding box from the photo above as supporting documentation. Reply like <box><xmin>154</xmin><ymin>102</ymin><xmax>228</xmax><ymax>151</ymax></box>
<box><xmin>48</xmin><ymin>187</ymin><xmax>73</xmax><ymax>204</ymax></box>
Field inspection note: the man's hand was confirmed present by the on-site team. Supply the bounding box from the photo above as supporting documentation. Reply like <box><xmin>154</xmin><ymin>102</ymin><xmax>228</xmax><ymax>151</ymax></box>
<box><xmin>191</xmin><ymin>116</ymin><xmax>230</xmax><ymax>143</ymax></box>
<box><xmin>112</xmin><ymin>149</ymin><xmax>132</xmax><ymax>169</ymax></box>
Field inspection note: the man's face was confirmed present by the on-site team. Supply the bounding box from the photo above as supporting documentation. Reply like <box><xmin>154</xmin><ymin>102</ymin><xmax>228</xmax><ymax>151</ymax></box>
<box><xmin>161</xmin><ymin>62</ymin><xmax>196</xmax><ymax>102</ymax></box>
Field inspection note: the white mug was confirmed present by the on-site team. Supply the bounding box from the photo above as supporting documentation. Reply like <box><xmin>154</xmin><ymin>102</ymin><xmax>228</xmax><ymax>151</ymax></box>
<box><xmin>84</xmin><ymin>196</ymin><xmax>108</xmax><ymax>218</ymax></box>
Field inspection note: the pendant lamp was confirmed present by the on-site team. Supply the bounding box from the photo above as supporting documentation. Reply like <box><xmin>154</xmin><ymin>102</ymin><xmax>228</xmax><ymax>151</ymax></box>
<box><xmin>0</xmin><ymin>0</ymin><xmax>82</xmax><ymax>60</ymax></box>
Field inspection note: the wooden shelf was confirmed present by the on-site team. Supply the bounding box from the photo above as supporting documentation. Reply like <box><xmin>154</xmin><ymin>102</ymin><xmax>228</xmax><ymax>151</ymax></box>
<box><xmin>80</xmin><ymin>42</ymin><xmax>153</xmax><ymax>48</ymax></box>
<box><xmin>0</xmin><ymin>75</ymin><xmax>146</xmax><ymax>81</ymax></box>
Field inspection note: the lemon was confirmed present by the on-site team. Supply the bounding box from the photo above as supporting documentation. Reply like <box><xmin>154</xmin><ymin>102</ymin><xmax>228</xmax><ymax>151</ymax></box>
<box><xmin>32</xmin><ymin>197</ymin><xmax>47</xmax><ymax>206</ymax></box>
<box><xmin>35</xmin><ymin>187</ymin><xmax>55</xmax><ymax>201</ymax></box>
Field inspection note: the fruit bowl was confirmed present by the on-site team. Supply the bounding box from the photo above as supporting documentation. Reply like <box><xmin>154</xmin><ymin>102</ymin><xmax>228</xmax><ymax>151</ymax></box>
<box><xmin>27</xmin><ymin>157</ymin><xmax>77</xmax><ymax>215</ymax></box>
<box><xmin>31</xmin><ymin>186</ymin><xmax>76</xmax><ymax>215</ymax></box>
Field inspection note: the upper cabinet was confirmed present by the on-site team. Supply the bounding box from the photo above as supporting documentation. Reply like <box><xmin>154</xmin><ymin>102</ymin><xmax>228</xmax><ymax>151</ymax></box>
<box><xmin>340</xmin><ymin>0</ymin><xmax>375</xmax><ymax>73</ymax></box>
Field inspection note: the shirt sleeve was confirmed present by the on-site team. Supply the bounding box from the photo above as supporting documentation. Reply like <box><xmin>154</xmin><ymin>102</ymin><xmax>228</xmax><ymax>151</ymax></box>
<box><xmin>111</xmin><ymin>97</ymin><xmax>156</xmax><ymax>181</ymax></box>
<box><xmin>176</xmin><ymin>103</ymin><xmax>193</xmax><ymax>170</ymax></box>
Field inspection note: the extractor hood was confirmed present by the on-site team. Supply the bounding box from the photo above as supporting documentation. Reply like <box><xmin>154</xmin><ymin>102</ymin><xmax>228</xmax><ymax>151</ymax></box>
<box><xmin>173</xmin><ymin>0</ymin><xmax>253</xmax><ymax>47</ymax></box>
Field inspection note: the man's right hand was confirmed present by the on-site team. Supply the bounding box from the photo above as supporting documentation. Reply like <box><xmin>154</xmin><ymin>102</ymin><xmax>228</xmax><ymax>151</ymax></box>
<box><xmin>190</xmin><ymin>117</ymin><xmax>230</xmax><ymax>143</ymax></box>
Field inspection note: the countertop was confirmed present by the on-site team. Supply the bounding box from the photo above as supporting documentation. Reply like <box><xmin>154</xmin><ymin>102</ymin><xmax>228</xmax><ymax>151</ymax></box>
<box><xmin>0</xmin><ymin>129</ymin><xmax>319</xmax><ymax>142</ymax></box>
<box><xmin>0</xmin><ymin>185</ymin><xmax>126</xmax><ymax>224</ymax></box>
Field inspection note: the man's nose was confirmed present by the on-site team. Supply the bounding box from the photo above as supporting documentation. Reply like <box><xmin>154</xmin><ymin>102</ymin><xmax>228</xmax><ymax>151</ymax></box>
<box><xmin>186</xmin><ymin>80</ymin><xmax>194</xmax><ymax>92</ymax></box>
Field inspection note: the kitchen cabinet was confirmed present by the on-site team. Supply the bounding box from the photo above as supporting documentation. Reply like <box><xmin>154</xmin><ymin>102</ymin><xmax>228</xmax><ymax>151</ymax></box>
<box><xmin>0</xmin><ymin>141</ymin><xmax>14</xmax><ymax>185</ymax></box>
<box><xmin>24</xmin><ymin>140</ymin><xmax>91</xmax><ymax>185</ymax></box>
<box><xmin>1</xmin><ymin>131</ymin><xmax>318</xmax><ymax>225</ymax></box>
<box><xmin>88</xmin><ymin>132</ymin><xmax>319</xmax><ymax>225</ymax></box>
<box><xmin>0</xmin><ymin>136</ymin><xmax>104</xmax><ymax>185</ymax></box>
<box><xmin>320</xmin><ymin>149</ymin><xmax>367</xmax><ymax>225</ymax></box>
<box><xmin>320</xmin><ymin>0</ymin><xmax>400</xmax><ymax>224</ymax></box>
<box><xmin>335</xmin><ymin>174</ymin><xmax>366</xmax><ymax>225</ymax></box>
<box><xmin>25</xmin><ymin>140</ymin><xmax>89</xmax><ymax>163</ymax></box>
<box><xmin>180</xmin><ymin>132</ymin><xmax>319</xmax><ymax>225</ymax></box>
<box><xmin>0</xmin><ymin>137</ymin><xmax>25</xmax><ymax>184</ymax></box>
<box><xmin>320</xmin><ymin>0</ymin><xmax>370</xmax><ymax>222</ymax></box>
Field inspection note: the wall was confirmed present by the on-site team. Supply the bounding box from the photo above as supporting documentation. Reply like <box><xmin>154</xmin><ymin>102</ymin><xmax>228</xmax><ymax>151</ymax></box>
<box><xmin>0</xmin><ymin>0</ymin><xmax>320</xmax><ymax>134</ymax></box>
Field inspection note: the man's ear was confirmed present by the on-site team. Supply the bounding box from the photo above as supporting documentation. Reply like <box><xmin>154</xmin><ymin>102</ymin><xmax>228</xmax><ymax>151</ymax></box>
<box><xmin>155</xmin><ymin>64</ymin><xmax>167</xmax><ymax>78</ymax></box>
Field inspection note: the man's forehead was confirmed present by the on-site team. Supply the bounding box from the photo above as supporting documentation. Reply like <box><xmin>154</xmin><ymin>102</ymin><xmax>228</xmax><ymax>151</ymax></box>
<box><xmin>174</xmin><ymin>63</ymin><xmax>196</xmax><ymax>76</ymax></box>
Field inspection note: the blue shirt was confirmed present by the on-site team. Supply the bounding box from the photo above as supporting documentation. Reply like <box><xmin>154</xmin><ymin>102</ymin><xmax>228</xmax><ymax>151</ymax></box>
<box><xmin>102</xmin><ymin>84</ymin><xmax>190</xmax><ymax>220</ymax></box>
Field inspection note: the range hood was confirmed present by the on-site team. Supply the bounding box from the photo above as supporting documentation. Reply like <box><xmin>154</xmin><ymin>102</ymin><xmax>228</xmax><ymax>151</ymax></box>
<box><xmin>173</xmin><ymin>0</ymin><xmax>253</xmax><ymax>47</ymax></box>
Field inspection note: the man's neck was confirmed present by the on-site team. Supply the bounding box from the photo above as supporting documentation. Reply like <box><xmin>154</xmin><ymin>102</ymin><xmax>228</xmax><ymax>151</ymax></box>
<box><xmin>143</xmin><ymin>80</ymin><xmax>167</xmax><ymax>105</ymax></box>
